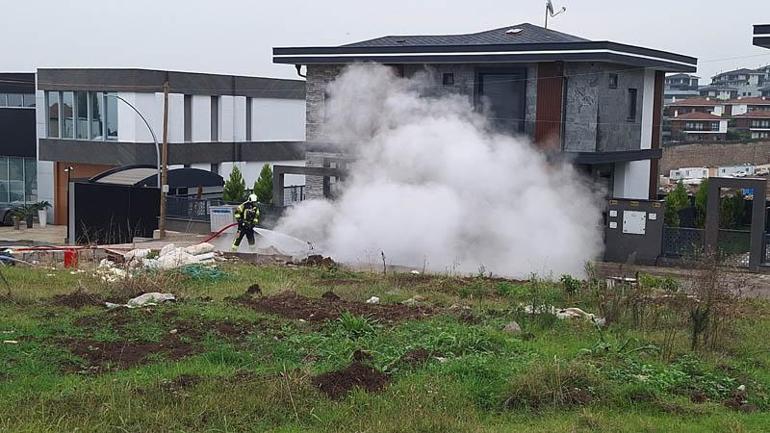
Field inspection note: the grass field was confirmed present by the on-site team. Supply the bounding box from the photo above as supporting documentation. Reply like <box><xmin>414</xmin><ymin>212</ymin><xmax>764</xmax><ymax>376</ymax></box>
<box><xmin>0</xmin><ymin>260</ymin><xmax>769</xmax><ymax>432</ymax></box>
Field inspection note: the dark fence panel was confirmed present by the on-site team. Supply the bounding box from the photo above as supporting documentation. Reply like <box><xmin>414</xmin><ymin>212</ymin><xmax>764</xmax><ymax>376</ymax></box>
<box><xmin>73</xmin><ymin>182</ymin><xmax>159</xmax><ymax>244</ymax></box>
<box><xmin>166</xmin><ymin>196</ymin><xmax>224</xmax><ymax>221</ymax></box>
<box><xmin>663</xmin><ymin>226</ymin><xmax>704</xmax><ymax>258</ymax></box>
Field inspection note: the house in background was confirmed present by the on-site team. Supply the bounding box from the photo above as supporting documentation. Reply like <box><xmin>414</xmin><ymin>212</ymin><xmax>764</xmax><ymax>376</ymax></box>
<box><xmin>724</xmin><ymin>96</ymin><xmax>770</xmax><ymax>116</ymax></box>
<box><xmin>669</xmin><ymin>112</ymin><xmax>728</xmax><ymax>141</ymax></box>
<box><xmin>734</xmin><ymin>111</ymin><xmax>770</xmax><ymax>139</ymax></box>
<box><xmin>664</xmin><ymin>73</ymin><xmax>699</xmax><ymax>103</ymax></box>
<box><xmin>0</xmin><ymin>73</ymin><xmax>37</xmax><ymax>223</ymax></box>
<box><xmin>274</xmin><ymin>22</ymin><xmax>697</xmax><ymax>201</ymax></box>
<box><xmin>698</xmin><ymin>85</ymin><xmax>738</xmax><ymax>100</ymax></box>
<box><xmin>666</xmin><ymin>97</ymin><xmax>724</xmax><ymax>116</ymax></box>
<box><xmin>36</xmin><ymin>69</ymin><xmax>307</xmax><ymax>225</ymax></box>
<box><xmin>708</xmin><ymin>66</ymin><xmax>770</xmax><ymax>98</ymax></box>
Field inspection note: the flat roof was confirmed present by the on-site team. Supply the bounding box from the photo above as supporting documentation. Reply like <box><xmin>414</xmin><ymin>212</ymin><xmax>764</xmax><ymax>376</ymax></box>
<box><xmin>37</xmin><ymin>68</ymin><xmax>305</xmax><ymax>100</ymax></box>
<box><xmin>274</xmin><ymin>22</ymin><xmax>697</xmax><ymax>72</ymax></box>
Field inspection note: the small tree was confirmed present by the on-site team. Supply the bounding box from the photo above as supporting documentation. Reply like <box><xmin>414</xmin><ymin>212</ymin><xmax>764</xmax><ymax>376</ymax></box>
<box><xmin>253</xmin><ymin>163</ymin><xmax>273</xmax><ymax>204</ymax></box>
<box><xmin>223</xmin><ymin>166</ymin><xmax>247</xmax><ymax>203</ymax></box>
<box><xmin>665</xmin><ymin>181</ymin><xmax>688</xmax><ymax>227</ymax></box>
<box><xmin>695</xmin><ymin>179</ymin><xmax>709</xmax><ymax>228</ymax></box>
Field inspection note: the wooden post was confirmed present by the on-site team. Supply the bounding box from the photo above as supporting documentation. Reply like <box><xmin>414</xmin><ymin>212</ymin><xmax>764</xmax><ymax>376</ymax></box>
<box><xmin>159</xmin><ymin>81</ymin><xmax>170</xmax><ymax>239</ymax></box>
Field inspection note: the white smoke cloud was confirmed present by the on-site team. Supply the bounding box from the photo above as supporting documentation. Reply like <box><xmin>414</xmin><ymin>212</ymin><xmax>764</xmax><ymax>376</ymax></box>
<box><xmin>276</xmin><ymin>64</ymin><xmax>604</xmax><ymax>277</ymax></box>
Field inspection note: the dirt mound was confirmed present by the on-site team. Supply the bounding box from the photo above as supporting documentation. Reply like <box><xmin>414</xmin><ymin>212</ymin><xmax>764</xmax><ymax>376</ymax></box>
<box><xmin>297</xmin><ymin>255</ymin><xmax>337</xmax><ymax>268</ymax></box>
<box><xmin>51</xmin><ymin>291</ymin><xmax>105</xmax><ymax>308</ymax></box>
<box><xmin>241</xmin><ymin>291</ymin><xmax>433</xmax><ymax>323</ymax></box>
<box><xmin>321</xmin><ymin>291</ymin><xmax>340</xmax><ymax>301</ymax></box>
<box><xmin>64</xmin><ymin>334</ymin><xmax>199</xmax><ymax>373</ymax></box>
<box><xmin>312</xmin><ymin>362</ymin><xmax>388</xmax><ymax>399</ymax></box>
<box><xmin>245</xmin><ymin>284</ymin><xmax>262</xmax><ymax>296</ymax></box>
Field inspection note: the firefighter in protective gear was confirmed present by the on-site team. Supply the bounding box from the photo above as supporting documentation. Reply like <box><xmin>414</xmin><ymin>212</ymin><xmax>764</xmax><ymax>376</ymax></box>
<box><xmin>231</xmin><ymin>194</ymin><xmax>260</xmax><ymax>252</ymax></box>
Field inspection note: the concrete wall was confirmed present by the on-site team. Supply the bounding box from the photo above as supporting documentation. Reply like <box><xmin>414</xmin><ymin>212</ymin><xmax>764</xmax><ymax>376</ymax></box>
<box><xmin>660</xmin><ymin>140</ymin><xmax>770</xmax><ymax>174</ymax></box>
<box><xmin>564</xmin><ymin>63</ymin><xmax>646</xmax><ymax>152</ymax></box>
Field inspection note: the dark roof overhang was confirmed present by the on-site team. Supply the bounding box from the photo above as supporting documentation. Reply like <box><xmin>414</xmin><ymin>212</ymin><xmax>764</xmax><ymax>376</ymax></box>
<box><xmin>274</xmin><ymin>41</ymin><xmax>697</xmax><ymax>72</ymax></box>
<box><xmin>754</xmin><ymin>24</ymin><xmax>770</xmax><ymax>49</ymax></box>
<box><xmin>567</xmin><ymin>148</ymin><xmax>663</xmax><ymax>165</ymax></box>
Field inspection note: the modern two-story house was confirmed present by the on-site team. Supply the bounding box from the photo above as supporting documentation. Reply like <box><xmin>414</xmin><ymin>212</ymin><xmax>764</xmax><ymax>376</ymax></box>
<box><xmin>0</xmin><ymin>73</ymin><xmax>37</xmax><ymax>224</ymax></box>
<box><xmin>273</xmin><ymin>23</ymin><xmax>697</xmax><ymax>201</ymax></box>
<box><xmin>36</xmin><ymin>68</ymin><xmax>307</xmax><ymax>225</ymax></box>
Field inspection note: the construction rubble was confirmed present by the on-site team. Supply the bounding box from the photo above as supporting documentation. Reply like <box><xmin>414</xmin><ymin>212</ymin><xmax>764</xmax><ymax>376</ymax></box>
<box><xmin>96</xmin><ymin>243</ymin><xmax>219</xmax><ymax>282</ymax></box>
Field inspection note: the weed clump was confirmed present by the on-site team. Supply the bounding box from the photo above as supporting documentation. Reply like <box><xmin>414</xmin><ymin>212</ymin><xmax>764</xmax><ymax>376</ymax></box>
<box><xmin>504</xmin><ymin>360</ymin><xmax>603</xmax><ymax>410</ymax></box>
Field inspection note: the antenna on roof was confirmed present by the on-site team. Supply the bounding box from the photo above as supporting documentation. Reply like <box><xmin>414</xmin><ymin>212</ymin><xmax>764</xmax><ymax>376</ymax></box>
<box><xmin>545</xmin><ymin>0</ymin><xmax>566</xmax><ymax>29</ymax></box>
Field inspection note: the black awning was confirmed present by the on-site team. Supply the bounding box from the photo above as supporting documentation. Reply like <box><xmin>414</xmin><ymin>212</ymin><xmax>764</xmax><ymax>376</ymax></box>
<box><xmin>566</xmin><ymin>148</ymin><xmax>663</xmax><ymax>165</ymax></box>
<box><xmin>91</xmin><ymin>165</ymin><xmax>224</xmax><ymax>188</ymax></box>
<box><xmin>137</xmin><ymin>168</ymin><xmax>224</xmax><ymax>188</ymax></box>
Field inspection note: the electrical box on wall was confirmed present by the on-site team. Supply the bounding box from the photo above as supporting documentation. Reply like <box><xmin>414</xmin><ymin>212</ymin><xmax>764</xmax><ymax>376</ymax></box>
<box><xmin>604</xmin><ymin>199</ymin><xmax>665</xmax><ymax>265</ymax></box>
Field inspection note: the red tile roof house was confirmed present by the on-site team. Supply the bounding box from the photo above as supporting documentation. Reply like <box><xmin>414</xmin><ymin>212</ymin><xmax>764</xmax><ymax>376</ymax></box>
<box><xmin>724</xmin><ymin>96</ymin><xmax>770</xmax><ymax>116</ymax></box>
<box><xmin>274</xmin><ymin>23</ymin><xmax>696</xmax><ymax>201</ymax></box>
<box><xmin>669</xmin><ymin>112</ymin><xmax>728</xmax><ymax>142</ymax></box>
<box><xmin>734</xmin><ymin>111</ymin><xmax>770</xmax><ymax>139</ymax></box>
<box><xmin>666</xmin><ymin>97</ymin><xmax>725</xmax><ymax>117</ymax></box>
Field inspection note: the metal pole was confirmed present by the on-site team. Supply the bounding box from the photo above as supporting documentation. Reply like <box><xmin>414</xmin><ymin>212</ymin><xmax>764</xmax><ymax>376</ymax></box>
<box><xmin>108</xmin><ymin>94</ymin><xmax>161</xmax><ymax>188</ymax></box>
<box><xmin>159</xmin><ymin>81</ymin><xmax>170</xmax><ymax>239</ymax></box>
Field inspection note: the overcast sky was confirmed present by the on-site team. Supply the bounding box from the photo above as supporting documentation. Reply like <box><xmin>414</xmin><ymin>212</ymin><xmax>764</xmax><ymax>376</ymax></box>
<box><xmin>3</xmin><ymin>0</ymin><xmax>769</xmax><ymax>82</ymax></box>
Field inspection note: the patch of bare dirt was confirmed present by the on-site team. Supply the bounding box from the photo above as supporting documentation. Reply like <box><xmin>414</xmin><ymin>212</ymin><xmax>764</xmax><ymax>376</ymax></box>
<box><xmin>63</xmin><ymin>334</ymin><xmax>200</xmax><ymax>373</ymax></box>
<box><xmin>50</xmin><ymin>291</ymin><xmax>105</xmax><ymax>308</ymax></box>
<box><xmin>400</xmin><ymin>348</ymin><xmax>432</xmax><ymax>366</ymax></box>
<box><xmin>240</xmin><ymin>291</ymin><xmax>433</xmax><ymax>323</ymax></box>
<box><xmin>312</xmin><ymin>362</ymin><xmax>388</xmax><ymax>399</ymax></box>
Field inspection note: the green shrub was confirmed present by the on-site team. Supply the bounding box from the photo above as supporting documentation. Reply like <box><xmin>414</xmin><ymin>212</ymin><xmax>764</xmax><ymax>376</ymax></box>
<box><xmin>223</xmin><ymin>166</ymin><xmax>247</xmax><ymax>203</ymax></box>
<box><xmin>253</xmin><ymin>163</ymin><xmax>273</xmax><ymax>204</ymax></box>
<box><xmin>560</xmin><ymin>274</ymin><xmax>582</xmax><ymax>295</ymax></box>
<box><xmin>665</xmin><ymin>181</ymin><xmax>688</xmax><ymax>227</ymax></box>
<box><xmin>336</xmin><ymin>312</ymin><xmax>377</xmax><ymax>339</ymax></box>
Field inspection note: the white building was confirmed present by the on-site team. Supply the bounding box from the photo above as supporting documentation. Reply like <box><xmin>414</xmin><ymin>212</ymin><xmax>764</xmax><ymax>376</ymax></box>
<box><xmin>669</xmin><ymin>167</ymin><xmax>709</xmax><ymax>180</ymax></box>
<box><xmin>35</xmin><ymin>68</ymin><xmax>306</xmax><ymax>224</ymax></box>
<box><xmin>717</xmin><ymin>165</ymin><xmax>756</xmax><ymax>177</ymax></box>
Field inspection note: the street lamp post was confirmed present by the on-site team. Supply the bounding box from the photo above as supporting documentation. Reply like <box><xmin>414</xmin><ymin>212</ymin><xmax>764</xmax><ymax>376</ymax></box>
<box><xmin>105</xmin><ymin>93</ymin><xmax>168</xmax><ymax>239</ymax></box>
<box><xmin>63</xmin><ymin>165</ymin><xmax>73</xmax><ymax>243</ymax></box>
<box><xmin>106</xmin><ymin>94</ymin><xmax>161</xmax><ymax>188</ymax></box>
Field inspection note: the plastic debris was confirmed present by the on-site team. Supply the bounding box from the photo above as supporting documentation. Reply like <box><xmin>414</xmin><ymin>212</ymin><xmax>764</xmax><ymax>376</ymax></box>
<box><xmin>106</xmin><ymin>292</ymin><xmax>176</xmax><ymax>309</ymax></box>
<box><xmin>180</xmin><ymin>263</ymin><xmax>225</xmax><ymax>281</ymax></box>
<box><xmin>3</xmin><ymin>340</ymin><xmax>18</xmax><ymax>344</ymax></box>
<box><xmin>366</xmin><ymin>296</ymin><xmax>380</xmax><ymax>304</ymax></box>
<box><xmin>522</xmin><ymin>304</ymin><xmax>606</xmax><ymax>326</ymax></box>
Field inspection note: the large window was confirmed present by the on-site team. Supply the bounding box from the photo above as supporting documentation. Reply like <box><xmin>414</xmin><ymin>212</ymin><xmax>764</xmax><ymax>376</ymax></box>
<box><xmin>477</xmin><ymin>69</ymin><xmax>527</xmax><ymax>134</ymax></box>
<box><xmin>47</xmin><ymin>91</ymin><xmax>60</xmax><ymax>138</ymax></box>
<box><xmin>711</xmin><ymin>122</ymin><xmax>720</xmax><ymax>131</ymax></box>
<box><xmin>61</xmin><ymin>91</ymin><xmax>74</xmax><ymax>139</ymax></box>
<box><xmin>45</xmin><ymin>90</ymin><xmax>118</xmax><ymax>141</ymax></box>
<box><xmin>0</xmin><ymin>157</ymin><xmax>37</xmax><ymax>204</ymax></box>
<box><xmin>0</xmin><ymin>93</ymin><xmax>34</xmax><ymax>108</ymax></box>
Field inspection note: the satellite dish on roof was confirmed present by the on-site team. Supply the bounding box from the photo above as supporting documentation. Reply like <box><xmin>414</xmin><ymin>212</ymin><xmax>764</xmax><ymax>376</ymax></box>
<box><xmin>545</xmin><ymin>0</ymin><xmax>566</xmax><ymax>29</ymax></box>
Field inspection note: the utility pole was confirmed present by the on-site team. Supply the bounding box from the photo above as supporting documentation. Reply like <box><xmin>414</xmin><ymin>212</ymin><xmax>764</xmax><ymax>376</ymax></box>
<box><xmin>159</xmin><ymin>81</ymin><xmax>170</xmax><ymax>239</ymax></box>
